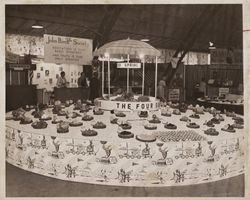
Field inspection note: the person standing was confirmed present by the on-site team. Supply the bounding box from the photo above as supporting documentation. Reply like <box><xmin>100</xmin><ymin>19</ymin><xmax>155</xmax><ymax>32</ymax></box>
<box><xmin>157</xmin><ymin>76</ymin><xmax>167</xmax><ymax>101</ymax></box>
<box><xmin>198</xmin><ymin>77</ymin><xmax>206</xmax><ymax>97</ymax></box>
<box><xmin>89</xmin><ymin>72</ymin><xmax>100</xmax><ymax>102</ymax></box>
<box><xmin>78</xmin><ymin>72</ymin><xmax>88</xmax><ymax>87</ymax></box>
<box><xmin>56</xmin><ymin>71</ymin><xmax>67</xmax><ymax>88</ymax></box>
<box><xmin>172</xmin><ymin>73</ymin><xmax>183</xmax><ymax>88</ymax></box>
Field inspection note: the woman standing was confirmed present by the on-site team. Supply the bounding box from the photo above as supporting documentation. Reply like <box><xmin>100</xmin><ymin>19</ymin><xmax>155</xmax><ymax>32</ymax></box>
<box><xmin>56</xmin><ymin>71</ymin><xmax>67</xmax><ymax>88</ymax></box>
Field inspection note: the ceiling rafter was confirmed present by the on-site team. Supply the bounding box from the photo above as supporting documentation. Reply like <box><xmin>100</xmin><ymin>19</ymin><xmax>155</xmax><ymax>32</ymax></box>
<box><xmin>93</xmin><ymin>5</ymin><xmax>123</xmax><ymax>50</ymax></box>
<box><xmin>6</xmin><ymin>10</ymin><xmax>101</xmax><ymax>36</ymax></box>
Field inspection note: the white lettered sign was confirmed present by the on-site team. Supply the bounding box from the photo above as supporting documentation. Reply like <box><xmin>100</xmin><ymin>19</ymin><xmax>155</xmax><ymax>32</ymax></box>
<box><xmin>44</xmin><ymin>34</ymin><xmax>93</xmax><ymax>65</ymax></box>
<box><xmin>219</xmin><ymin>87</ymin><xmax>230</xmax><ymax>96</ymax></box>
<box><xmin>168</xmin><ymin>89</ymin><xmax>180</xmax><ymax>101</ymax></box>
<box><xmin>117</xmin><ymin>63</ymin><xmax>141</xmax><ymax>69</ymax></box>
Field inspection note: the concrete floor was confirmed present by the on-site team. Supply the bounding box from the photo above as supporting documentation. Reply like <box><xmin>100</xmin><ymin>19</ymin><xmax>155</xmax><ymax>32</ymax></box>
<box><xmin>5</xmin><ymin>163</ymin><xmax>244</xmax><ymax>197</ymax></box>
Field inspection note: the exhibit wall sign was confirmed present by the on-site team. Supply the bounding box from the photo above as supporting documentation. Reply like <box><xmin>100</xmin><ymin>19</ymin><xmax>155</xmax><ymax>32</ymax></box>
<box><xmin>44</xmin><ymin>34</ymin><xmax>93</xmax><ymax>65</ymax></box>
<box><xmin>210</xmin><ymin>48</ymin><xmax>243</xmax><ymax>64</ymax></box>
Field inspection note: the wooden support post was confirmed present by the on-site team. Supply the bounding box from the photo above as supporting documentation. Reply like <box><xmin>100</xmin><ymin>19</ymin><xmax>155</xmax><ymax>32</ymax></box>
<box><xmin>155</xmin><ymin>56</ymin><xmax>158</xmax><ymax>98</ymax></box>
<box><xmin>102</xmin><ymin>60</ymin><xmax>104</xmax><ymax>96</ymax></box>
<box><xmin>127</xmin><ymin>54</ymin><xmax>129</xmax><ymax>93</ymax></box>
<box><xmin>108</xmin><ymin>56</ymin><xmax>110</xmax><ymax>97</ymax></box>
<box><xmin>142</xmin><ymin>58</ymin><xmax>145</xmax><ymax>95</ymax></box>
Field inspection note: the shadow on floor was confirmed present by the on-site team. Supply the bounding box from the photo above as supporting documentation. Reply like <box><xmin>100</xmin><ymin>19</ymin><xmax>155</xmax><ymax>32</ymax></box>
<box><xmin>6</xmin><ymin>163</ymin><xmax>244</xmax><ymax>197</ymax></box>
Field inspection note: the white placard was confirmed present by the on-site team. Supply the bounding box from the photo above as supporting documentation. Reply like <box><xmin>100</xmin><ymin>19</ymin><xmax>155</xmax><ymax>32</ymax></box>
<box><xmin>117</xmin><ymin>63</ymin><xmax>141</xmax><ymax>69</ymax></box>
<box><xmin>44</xmin><ymin>34</ymin><xmax>93</xmax><ymax>65</ymax></box>
<box><xmin>168</xmin><ymin>89</ymin><xmax>180</xmax><ymax>101</ymax></box>
<box><xmin>219</xmin><ymin>87</ymin><xmax>230</xmax><ymax>96</ymax></box>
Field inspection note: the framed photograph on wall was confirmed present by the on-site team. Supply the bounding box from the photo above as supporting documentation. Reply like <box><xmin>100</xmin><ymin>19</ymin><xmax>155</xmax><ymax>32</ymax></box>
<box><xmin>40</xmin><ymin>66</ymin><xmax>43</xmax><ymax>71</ymax></box>
<box><xmin>37</xmin><ymin>73</ymin><xmax>40</xmax><ymax>78</ymax></box>
<box><xmin>45</xmin><ymin>70</ymin><xmax>49</xmax><ymax>77</ymax></box>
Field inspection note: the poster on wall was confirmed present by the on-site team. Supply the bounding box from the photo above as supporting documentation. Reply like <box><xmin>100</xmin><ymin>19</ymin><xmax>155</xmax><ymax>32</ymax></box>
<box><xmin>44</xmin><ymin>34</ymin><xmax>93</xmax><ymax>65</ymax></box>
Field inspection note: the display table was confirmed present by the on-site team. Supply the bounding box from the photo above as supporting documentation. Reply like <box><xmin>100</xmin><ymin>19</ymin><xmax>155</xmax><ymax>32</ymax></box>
<box><xmin>54</xmin><ymin>87</ymin><xmax>90</xmax><ymax>102</ymax></box>
<box><xmin>207</xmin><ymin>85</ymin><xmax>238</xmax><ymax>98</ymax></box>
<box><xmin>5</xmin><ymin>104</ymin><xmax>245</xmax><ymax>187</ymax></box>
<box><xmin>197</xmin><ymin>98</ymin><xmax>244</xmax><ymax>115</ymax></box>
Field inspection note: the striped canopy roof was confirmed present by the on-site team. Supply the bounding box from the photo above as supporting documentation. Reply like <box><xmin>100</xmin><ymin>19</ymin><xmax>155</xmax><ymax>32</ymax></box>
<box><xmin>93</xmin><ymin>39</ymin><xmax>161</xmax><ymax>57</ymax></box>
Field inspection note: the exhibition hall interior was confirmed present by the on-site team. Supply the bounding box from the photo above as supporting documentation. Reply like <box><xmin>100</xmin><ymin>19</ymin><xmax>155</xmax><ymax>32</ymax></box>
<box><xmin>5</xmin><ymin>4</ymin><xmax>245</xmax><ymax>197</ymax></box>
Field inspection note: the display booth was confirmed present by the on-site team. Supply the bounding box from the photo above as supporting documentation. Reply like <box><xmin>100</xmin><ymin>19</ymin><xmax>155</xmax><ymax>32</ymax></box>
<box><xmin>5</xmin><ymin>39</ymin><xmax>245</xmax><ymax>187</ymax></box>
<box><xmin>93</xmin><ymin>39</ymin><xmax>161</xmax><ymax>111</ymax></box>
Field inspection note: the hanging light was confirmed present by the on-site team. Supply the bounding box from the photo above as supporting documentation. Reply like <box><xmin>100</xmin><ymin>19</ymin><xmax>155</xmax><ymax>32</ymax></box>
<box><xmin>139</xmin><ymin>53</ymin><xmax>144</xmax><ymax>59</ymax></box>
<box><xmin>31</xmin><ymin>21</ymin><xmax>44</xmax><ymax>29</ymax></box>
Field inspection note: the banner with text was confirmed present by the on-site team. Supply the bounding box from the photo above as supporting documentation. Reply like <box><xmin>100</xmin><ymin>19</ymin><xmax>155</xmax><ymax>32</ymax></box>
<box><xmin>44</xmin><ymin>34</ymin><xmax>93</xmax><ymax>65</ymax></box>
<box><xmin>210</xmin><ymin>48</ymin><xmax>243</xmax><ymax>64</ymax></box>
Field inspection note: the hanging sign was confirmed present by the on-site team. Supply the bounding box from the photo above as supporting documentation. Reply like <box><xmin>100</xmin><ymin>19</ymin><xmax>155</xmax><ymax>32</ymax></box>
<box><xmin>44</xmin><ymin>34</ymin><xmax>93</xmax><ymax>65</ymax></box>
<box><xmin>168</xmin><ymin>89</ymin><xmax>180</xmax><ymax>101</ymax></box>
<box><xmin>117</xmin><ymin>63</ymin><xmax>141</xmax><ymax>69</ymax></box>
<box><xmin>7</xmin><ymin>63</ymin><xmax>36</xmax><ymax>70</ymax></box>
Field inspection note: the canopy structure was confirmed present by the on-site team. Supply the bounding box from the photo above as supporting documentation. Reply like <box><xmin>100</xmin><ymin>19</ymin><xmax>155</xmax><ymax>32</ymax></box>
<box><xmin>94</xmin><ymin>39</ymin><xmax>161</xmax><ymax>98</ymax></box>
<box><xmin>94</xmin><ymin>39</ymin><xmax>161</xmax><ymax>57</ymax></box>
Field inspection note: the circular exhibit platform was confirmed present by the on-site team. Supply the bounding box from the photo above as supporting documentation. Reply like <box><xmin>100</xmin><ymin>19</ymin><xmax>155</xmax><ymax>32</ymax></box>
<box><xmin>5</xmin><ymin>103</ymin><xmax>245</xmax><ymax>187</ymax></box>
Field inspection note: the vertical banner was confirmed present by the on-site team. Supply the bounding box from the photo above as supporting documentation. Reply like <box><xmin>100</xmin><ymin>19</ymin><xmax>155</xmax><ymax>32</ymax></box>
<box><xmin>44</xmin><ymin>34</ymin><xmax>93</xmax><ymax>65</ymax></box>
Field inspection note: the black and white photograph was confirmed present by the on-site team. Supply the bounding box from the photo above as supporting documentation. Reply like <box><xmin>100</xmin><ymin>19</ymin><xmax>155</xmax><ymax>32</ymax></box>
<box><xmin>49</xmin><ymin>78</ymin><xmax>53</xmax><ymax>84</ymax></box>
<box><xmin>3</xmin><ymin>2</ymin><xmax>250</xmax><ymax>199</ymax></box>
<box><xmin>45</xmin><ymin>70</ymin><xmax>49</xmax><ymax>76</ymax></box>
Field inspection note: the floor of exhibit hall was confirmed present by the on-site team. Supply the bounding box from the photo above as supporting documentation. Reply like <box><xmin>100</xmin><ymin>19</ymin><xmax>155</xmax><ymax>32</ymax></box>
<box><xmin>6</xmin><ymin>163</ymin><xmax>244</xmax><ymax>197</ymax></box>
